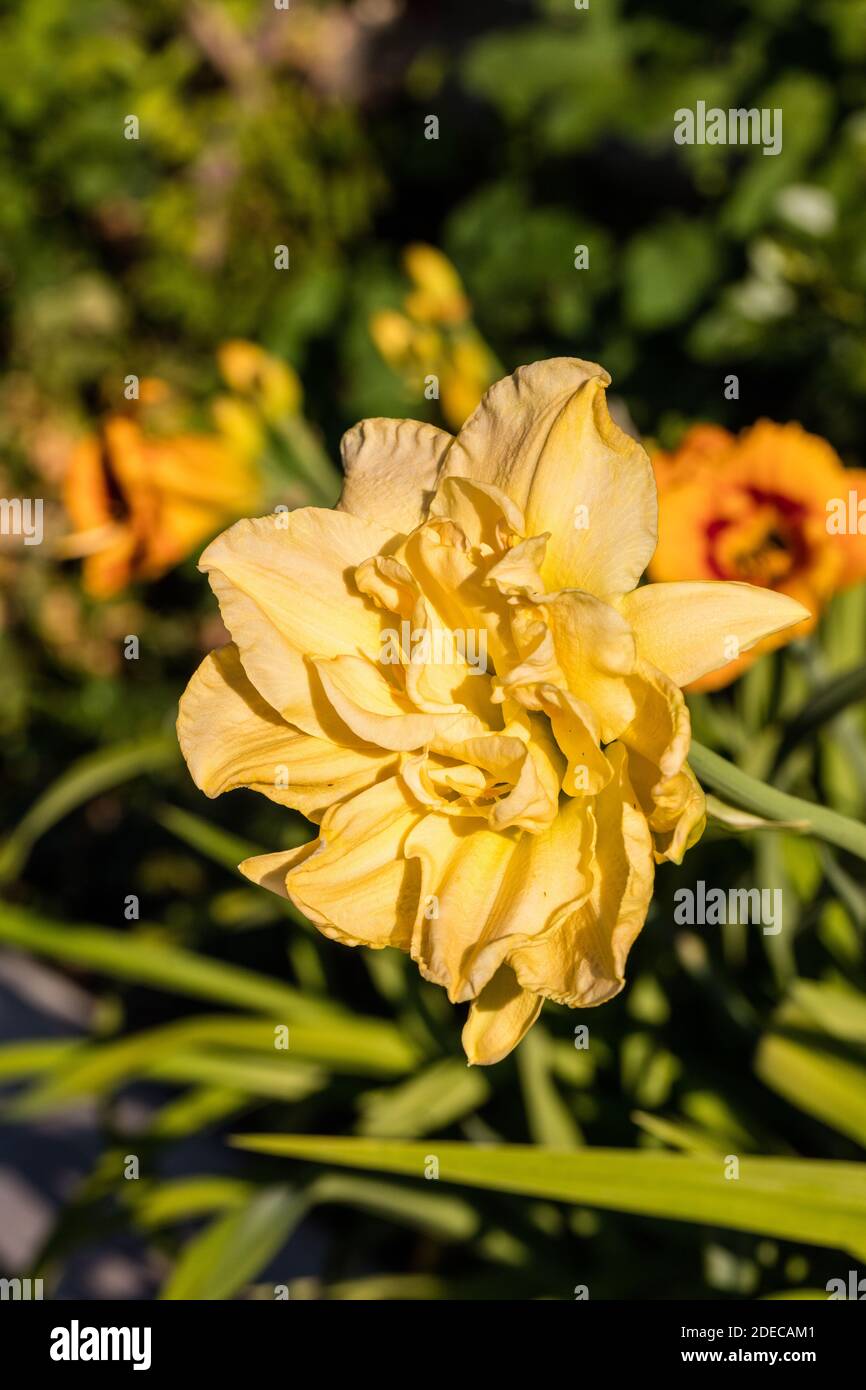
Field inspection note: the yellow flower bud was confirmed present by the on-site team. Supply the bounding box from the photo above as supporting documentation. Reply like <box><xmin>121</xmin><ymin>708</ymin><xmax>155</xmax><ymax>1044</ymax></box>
<box><xmin>217</xmin><ymin>341</ymin><xmax>302</xmax><ymax>421</ymax></box>
<box><xmin>403</xmin><ymin>243</ymin><xmax>469</xmax><ymax>325</ymax></box>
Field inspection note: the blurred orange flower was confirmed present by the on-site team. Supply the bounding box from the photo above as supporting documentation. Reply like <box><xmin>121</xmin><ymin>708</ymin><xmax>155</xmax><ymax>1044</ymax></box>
<box><xmin>64</xmin><ymin>394</ymin><xmax>263</xmax><ymax>599</ymax></box>
<box><xmin>650</xmin><ymin>420</ymin><xmax>866</xmax><ymax>689</ymax></box>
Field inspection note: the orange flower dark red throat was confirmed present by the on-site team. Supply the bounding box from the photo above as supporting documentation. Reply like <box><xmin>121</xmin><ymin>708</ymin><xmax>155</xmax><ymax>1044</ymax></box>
<box><xmin>650</xmin><ymin>420</ymin><xmax>866</xmax><ymax>689</ymax></box>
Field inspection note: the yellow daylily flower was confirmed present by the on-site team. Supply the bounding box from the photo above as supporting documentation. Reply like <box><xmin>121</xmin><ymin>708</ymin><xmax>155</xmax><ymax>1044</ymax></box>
<box><xmin>178</xmin><ymin>359</ymin><xmax>808</xmax><ymax>1064</ymax></box>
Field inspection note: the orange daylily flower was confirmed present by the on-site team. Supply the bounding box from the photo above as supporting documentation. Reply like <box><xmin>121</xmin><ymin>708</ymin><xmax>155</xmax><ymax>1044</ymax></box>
<box><xmin>650</xmin><ymin>420</ymin><xmax>866</xmax><ymax>689</ymax></box>
<box><xmin>64</xmin><ymin>393</ymin><xmax>264</xmax><ymax>600</ymax></box>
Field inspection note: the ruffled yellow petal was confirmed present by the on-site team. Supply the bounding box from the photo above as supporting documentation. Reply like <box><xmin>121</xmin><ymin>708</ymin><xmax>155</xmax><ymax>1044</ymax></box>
<box><xmin>443</xmin><ymin>358</ymin><xmax>657</xmax><ymax>598</ymax></box>
<box><xmin>400</xmin><ymin>513</ymin><xmax>519</xmax><ymax>675</ymax></box>
<box><xmin>619</xmin><ymin>581</ymin><xmax>811</xmax><ymax>689</ymax></box>
<box><xmin>199</xmin><ymin>509</ymin><xmax>394</xmax><ymax>738</ymax></box>
<box><xmin>487</xmin><ymin>716</ymin><xmax>563</xmax><ymax>834</ymax></box>
<box><xmin>239</xmin><ymin>843</ymin><xmax>317</xmax><ymax>899</ymax></box>
<box><xmin>338</xmin><ymin>418</ymin><xmax>453</xmax><ymax>534</ymax></box>
<box><xmin>315</xmin><ymin>654</ymin><xmax>488</xmax><ymax>752</ymax></box>
<box><xmin>539</xmin><ymin>589</ymin><xmax>638</xmax><ymax>742</ymax></box>
<box><xmin>619</xmin><ymin>660</ymin><xmax>691</xmax><ymax>781</ymax></box>
<box><xmin>284</xmin><ymin>778</ymin><xmax>422</xmax><ymax>948</ymax></box>
<box><xmin>406</xmin><ymin>818</ymin><xmax>517</xmax><ymax>1001</ymax></box>
<box><xmin>462</xmin><ymin>965</ymin><xmax>543</xmax><ymax>1066</ymax></box>
<box><xmin>429</xmin><ymin>475</ymin><xmax>526</xmax><ymax>547</ymax></box>
<box><xmin>616</xmin><ymin>661</ymin><xmax>703</xmax><ymax>864</ymax></box>
<box><xmin>510</xmin><ymin>743</ymin><xmax>653</xmax><ymax>1007</ymax></box>
<box><xmin>354</xmin><ymin>553</ymin><xmax>497</xmax><ymax>720</ymax></box>
<box><xmin>538</xmin><ymin>685</ymin><xmax>612</xmax><ymax>797</ymax></box>
<box><xmin>177</xmin><ymin>644</ymin><xmax>396</xmax><ymax>820</ymax></box>
<box><xmin>627</xmin><ymin>754</ymin><xmax>706</xmax><ymax>865</ymax></box>
<box><xmin>406</xmin><ymin>792</ymin><xmax>594</xmax><ymax>1003</ymax></box>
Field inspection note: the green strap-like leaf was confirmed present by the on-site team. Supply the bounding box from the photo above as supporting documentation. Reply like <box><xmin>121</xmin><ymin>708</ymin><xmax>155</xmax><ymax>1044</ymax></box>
<box><xmin>154</xmin><ymin>803</ymin><xmax>260</xmax><ymax>872</ymax></box>
<box><xmin>0</xmin><ymin>1039</ymin><xmax>80</xmax><ymax>1079</ymax></box>
<box><xmin>230</xmin><ymin>1134</ymin><xmax>866</xmax><ymax>1260</ymax></box>
<box><xmin>129</xmin><ymin>1178</ymin><xmax>254</xmax><ymax>1230</ymax></box>
<box><xmin>0</xmin><ymin>901</ymin><xmax>322</xmax><ymax>1014</ymax></box>
<box><xmin>0</xmin><ymin>904</ymin><xmax>418</xmax><ymax>1077</ymax></box>
<box><xmin>790</xmin><ymin>981</ymin><xmax>866</xmax><ymax>1044</ymax></box>
<box><xmin>160</xmin><ymin>1186</ymin><xmax>305</xmax><ymax>1300</ymax></box>
<box><xmin>0</xmin><ymin>732</ymin><xmax>179</xmax><ymax>885</ymax></box>
<box><xmin>0</xmin><ymin>1015</ymin><xmax>418</xmax><ymax>1120</ymax></box>
<box><xmin>309</xmin><ymin>1172</ymin><xmax>479</xmax><ymax>1242</ymax></box>
<box><xmin>775</xmin><ymin>662</ymin><xmax>866</xmax><ymax>765</ymax></box>
<box><xmin>756</xmin><ymin>1030</ymin><xmax>866</xmax><ymax>1147</ymax></box>
<box><xmin>517</xmin><ymin>1026</ymin><xmax>582</xmax><ymax>1147</ymax></box>
<box><xmin>357</xmin><ymin>1057</ymin><xmax>489</xmax><ymax>1137</ymax></box>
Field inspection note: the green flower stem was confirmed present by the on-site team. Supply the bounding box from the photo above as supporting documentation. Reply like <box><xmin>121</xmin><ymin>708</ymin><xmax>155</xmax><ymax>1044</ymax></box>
<box><xmin>690</xmin><ymin>740</ymin><xmax>866</xmax><ymax>864</ymax></box>
<box><xmin>272</xmin><ymin>416</ymin><xmax>342</xmax><ymax>506</ymax></box>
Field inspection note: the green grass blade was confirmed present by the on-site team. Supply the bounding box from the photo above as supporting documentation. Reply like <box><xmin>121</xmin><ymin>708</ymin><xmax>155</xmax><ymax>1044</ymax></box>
<box><xmin>762</xmin><ymin>1289</ymin><xmax>828</xmax><ymax>1301</ymax></box>
<box><xmin>154</xmin><ymin>804</ymin><xmax>312</xmax><ymax>929</ymax></box>
<box><xmin>306</xmin><ymin>1273</ymin><xmax>450</xmax><ymax>1300</ymax></box>
<box><xmin>154</xmin><ymin>803</ymin><xmax>260</xmax><ymax>871</ymax></box>
<box><xmin>517</xmin><ymin>1026</ymin><xmax>582</xmax><ymax>1147</ymax></box>
<box><xmin>0</xmin><ymin>1039</ymin><xmax>81</xmax><ymax>1079</ymax></box>
<box><xmin>631</xmin><ymin>1110</ymin><xmax>724</xmax><ymax>1155</ymax></box>
<box><xmin>790</xmin><ymin>981</ymin><xmax>866</xmax><ymax>1044</ymax></box>
<box><xmin>160</xmin><ymin>1186</ymin><xmax>305</xmax><ymax>1300</ymax></box>
<box><xmin>0</xmin><ymin>902</ymin><xmax>323</xmax><ymax>1016</ymax></box>
<box><xmin>357</xmin><ymin>1058</ymin><xmax>489</xmax><ymax>1137</ymax></box>
<box><xmin>0</xmin><ymin>733</ymin><xmax>178</xmax><ymax>885</ymax></box>
<box><xmin>150</xmin><ymin>1050</ymin><xmax>326</xmax><ymax>1102</ymax></box>
<box><xmin>755</xmin><ymin>1031</ymin><xmax>866</xmax><ymax>1147</ymax></box>
<box><xmin>129</xmin><ymin>1178</ymin><xmax>254</xmax><ymax>1230</ymax></box>
<box><xmin>229</xmin><ymin>1135</ymin><xmax>866</xmax><ymax>1260</ymax></box>
<box><xmin>0</xmin><ymin>905</ymin><xmax>417</xmax><ymax>1077</ymax></box>
<box><xmin>309</xmin><ymin>1172</ymin><xmax>478</xmax><ymax>1241</ymax></box>
<box><xmin>776</xmin><ymin>662</ymin><xmax>866</xmax><ymax>764</ymax></box>
<box><xmin>2</xmin><ymin>1011</ymin><xmax>419</xmax><ymax>1116</ymax></box>
<box><xmin>148</xmin><ymin>1086</ymin><xmax>250</xmax><ymax>1138</ymax></box>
